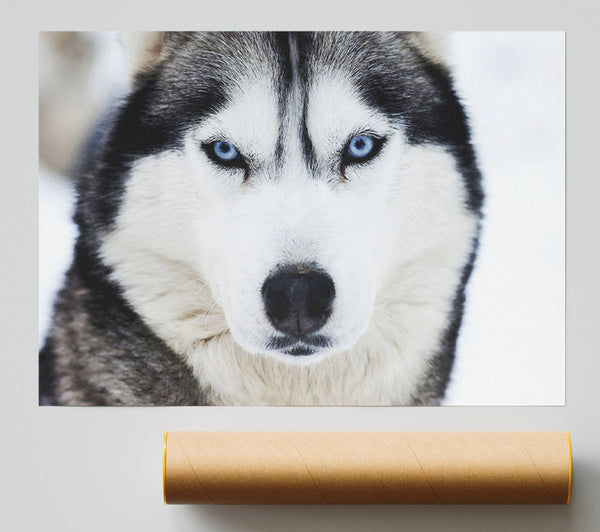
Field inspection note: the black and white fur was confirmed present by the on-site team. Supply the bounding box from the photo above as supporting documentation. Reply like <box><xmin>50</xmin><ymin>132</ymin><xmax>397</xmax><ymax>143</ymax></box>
<box><xmin>40</xmin><ymin>32</ymin><xmax>483</xmax><ymax>405</ymax></box>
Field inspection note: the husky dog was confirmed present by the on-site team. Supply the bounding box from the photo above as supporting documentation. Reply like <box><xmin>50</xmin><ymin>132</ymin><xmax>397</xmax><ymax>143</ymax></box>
<box><xmin>40</xmin><ymin>32</ymin><xmax>483</xmax><ymax>406</ymax></box>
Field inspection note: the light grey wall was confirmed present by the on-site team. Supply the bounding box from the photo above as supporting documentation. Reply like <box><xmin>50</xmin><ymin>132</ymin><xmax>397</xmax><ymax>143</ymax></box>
<box><xmin>3</xmin><ymin>1</ymin><xmax>599</xmax><ymax>531</ymax></box>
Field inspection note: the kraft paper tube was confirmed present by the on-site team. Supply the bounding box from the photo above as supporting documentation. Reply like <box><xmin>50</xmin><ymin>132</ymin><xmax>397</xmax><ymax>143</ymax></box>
<box><xmin>163</xmin><ymin>431</ymin><xmax>572</xmax><ymax>505</ymax></box>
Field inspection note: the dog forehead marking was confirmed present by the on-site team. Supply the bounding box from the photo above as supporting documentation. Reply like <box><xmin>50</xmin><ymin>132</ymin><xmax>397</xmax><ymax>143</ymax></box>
<box><xmin>305</xmin><ymin>73</ymin><xmax>394</xmax><ymax>158</ymax></box>
<box><xmin>193</xmin><ymin>80</ymin><xmax>280</xmax><ymax>162</ymax></box>
<box><xmin>193</xmin><ymin>69</ymin><xmax>394</xmax><ymax>176</ymax></box>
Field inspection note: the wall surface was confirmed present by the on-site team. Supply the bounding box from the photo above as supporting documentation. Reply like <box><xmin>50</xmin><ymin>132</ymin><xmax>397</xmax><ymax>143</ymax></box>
<box><xmin>3</xmin><ymin>1</ymin><xmax>600</xmax><ymax>531</ymax></box>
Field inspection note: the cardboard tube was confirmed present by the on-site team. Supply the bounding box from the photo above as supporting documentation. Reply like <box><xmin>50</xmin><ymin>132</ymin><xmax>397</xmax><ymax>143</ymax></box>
<box><xmin>163</xmin><ymin>431</ymin><xmax>572</xmax><ymax>505</ymax></box>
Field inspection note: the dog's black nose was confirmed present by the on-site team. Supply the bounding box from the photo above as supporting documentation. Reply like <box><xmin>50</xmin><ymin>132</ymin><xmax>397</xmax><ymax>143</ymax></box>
<box><xmin>262</xmin><ymin>266</ymin><xmax>335</xmax><ymax>337</ymax></box>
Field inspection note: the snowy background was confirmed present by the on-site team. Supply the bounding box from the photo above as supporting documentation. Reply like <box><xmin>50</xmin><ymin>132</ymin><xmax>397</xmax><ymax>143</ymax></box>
<box><xmin>38</xmin><ymin>32</ymin><xmax>565</xmax><ymax>405</ymax></box>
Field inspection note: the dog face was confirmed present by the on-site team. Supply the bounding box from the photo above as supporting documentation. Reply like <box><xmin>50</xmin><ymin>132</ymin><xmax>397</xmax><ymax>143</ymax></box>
<box><xmin>187</xmin><ymin>71</ymin><xmax>407</xmax><ymax>360</ymax></box>
<box><xmin>99</xmin><ymin>33</ymin><xmax>480</xmax><ymax>366</ymax></box>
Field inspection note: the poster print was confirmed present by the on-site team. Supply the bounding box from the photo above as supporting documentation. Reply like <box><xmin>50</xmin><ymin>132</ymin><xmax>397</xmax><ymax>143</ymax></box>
<box><xmin>39</xmin><ymin>32</ymin><xmax>564</xmax><ymax>406</ymax></box>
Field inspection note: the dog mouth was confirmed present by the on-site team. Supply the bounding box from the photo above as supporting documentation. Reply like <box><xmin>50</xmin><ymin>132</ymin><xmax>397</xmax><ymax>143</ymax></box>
<box><xmin>282</xmin><ymin>345</ymin><xmax>317</xmax><ymax>356</ymax></box>
<box><xmin>265</xmin><ymin>333</ymin><xmax>332</xmax><ymax>357</ymax></box>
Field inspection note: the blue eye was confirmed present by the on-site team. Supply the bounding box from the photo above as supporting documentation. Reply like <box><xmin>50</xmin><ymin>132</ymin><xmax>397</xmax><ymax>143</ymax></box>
<box><xmin>203</xmin><ymin>140</ymin><xmax>246</xmax><ymax>170</ymax></box>
<box><xmin>213</xmin><ymin>141</ymin><xmax>239</xmax><ymax>161</ymax></box>
<box><xmin>346</xmin><ymin>135</ymin><xmax>375</xmax><ymax>160</ymax></box>
<box><xmin>340</xmin><ymin>134</ymin><xmax>385</xmax><ymax>178</ymax></box>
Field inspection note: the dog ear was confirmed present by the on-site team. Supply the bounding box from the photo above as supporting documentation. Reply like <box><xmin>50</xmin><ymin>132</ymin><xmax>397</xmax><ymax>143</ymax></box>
<box><xmin>405</xmin><ymin>32</ymin><xmax>450</xmax><ymax>66</ymax></box>
<box><xmin>121</xmin><ymin>32</ymin><xmax>178</xmax><ymax>80</ymax></box>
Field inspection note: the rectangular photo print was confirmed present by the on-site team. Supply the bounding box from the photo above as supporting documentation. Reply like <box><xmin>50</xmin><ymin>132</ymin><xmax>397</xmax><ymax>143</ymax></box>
<box><xmin>39</xmin><ymin>31</ymin><xmax>564</xmax><ymax>406</ymax></box>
